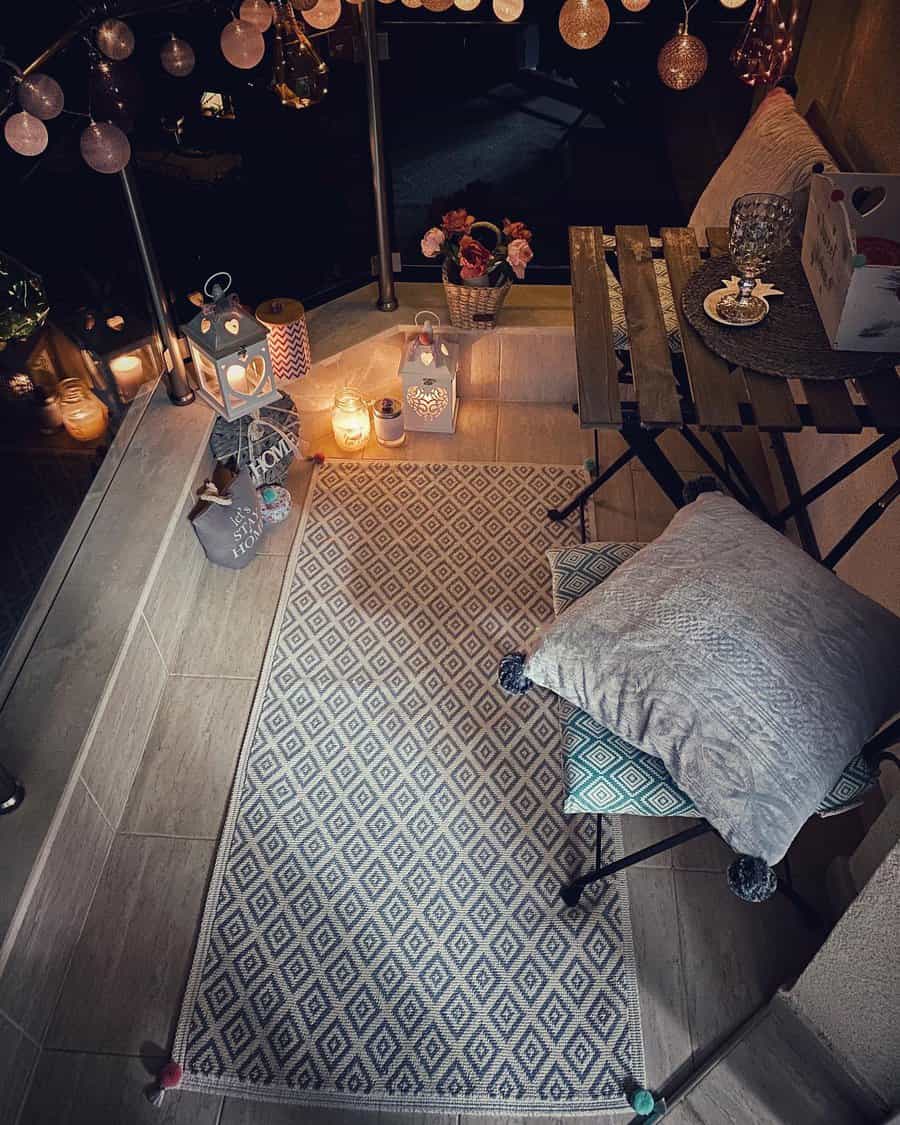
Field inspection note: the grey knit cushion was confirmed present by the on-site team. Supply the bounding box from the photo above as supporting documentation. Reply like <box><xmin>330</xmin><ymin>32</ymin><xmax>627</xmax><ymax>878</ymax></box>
<box><xmin>525</xmin><ymin>494</ymin><xmax>900</xmax><ymax>863</ymax></box>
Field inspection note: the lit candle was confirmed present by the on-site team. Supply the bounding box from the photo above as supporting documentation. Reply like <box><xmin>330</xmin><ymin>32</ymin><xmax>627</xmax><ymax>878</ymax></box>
<box><xmin>109</xmin><ymin>353</ymin><xmax>144</xmax><ymax>402</ymax></box>
<box><xmin>226</xmin><ymin>363</ymin><xmax>249</xmax><ymax>394</ymax></box>
<box><xmin>331</xmin><ymin>388</ymin><xmax>371</xmax><ymax>452</ymax></box>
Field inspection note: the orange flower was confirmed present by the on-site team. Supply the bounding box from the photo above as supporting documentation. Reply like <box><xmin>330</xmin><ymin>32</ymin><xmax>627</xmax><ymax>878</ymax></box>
<box><xmin>503</xmin><ymin>218</ymin><xmax>532</xmax><ymax>242</ymax></box>
<box><xmin>442</xmin><ymin>208</ymin><xmax>475</xmax><ymax>235</ymax></box>
<box><xmin>458</xmin><ymin>235</ymin><xmax>492</xmax><ymax>279</ymax></box>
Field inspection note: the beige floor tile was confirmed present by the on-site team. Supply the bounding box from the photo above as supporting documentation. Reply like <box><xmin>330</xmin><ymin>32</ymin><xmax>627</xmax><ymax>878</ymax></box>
<box><xmin>0</xmin><ymin>1011</ymin><xmax>39</xmax><ymax>1125</ymax></box>
<box><xmin>168</xmin><ymin>554</ymin><xmax>287</xmax><ymax>677</ymax></box>
<box><xmin>620</xmin><ymin>817</ymin><xmax>732</xmax><ymax>873</ymax></box>
<box><xmin>363</xmin><ymin>399</ymin><xmax>499</xmax><ymax>462</ymax></box>
<box><xmin>47</xmin><ymin>834</ymin><xmax>215</xmax><ymax>1054</ymax></box>
<box><xmin>122</xmin><ymin>676</ymin><xmax>256</xmax><ymax>839</ymax></box>
<box><xmin>0</xmin><ymin>780</ymin><xmax>113</xmax><ymax>1041</ymax></box>
<box><xmin>498</xmin><ymin>331</ymin><xmax>577</xmax><ymax>403</ymax></box>
<box><xmin>257</xmin><ymin>457</ymin><xmax>316</xmax><ymax>556</ymax></box>
<box><xmin>456</xmin><ymin>332</ymin><xmax>500</xmax><ymax>399</ymax></box>
<box><xmin>81</xmin><ymin>616</ymin><xmax>168</xmax><ymax>828</ymax></box>
<box><xmin>20</xmin><ymin>1050</ymin><xmax>221</xmax><ymax>1125</ymax></box>
<box><xmin>632</xmin><ymin>469</ymin><xmax>680</xmax><ymax>541</ymax></box>
<box><xmin>674</xmin><ymin>870</ymin><xmax>818</xmax><ymax>1067</ymax></box>
<box><xmin>497</xmin><ymin>402</ymin><xmax>592</xmax><ymax>464</ymax></box>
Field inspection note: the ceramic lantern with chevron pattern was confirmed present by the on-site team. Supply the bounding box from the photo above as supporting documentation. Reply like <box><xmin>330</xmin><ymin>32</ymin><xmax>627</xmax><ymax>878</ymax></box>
<box><xmin>256</xmin><ymin>297</ymin><xmax>311</xmax><ymax>382</ymax></box>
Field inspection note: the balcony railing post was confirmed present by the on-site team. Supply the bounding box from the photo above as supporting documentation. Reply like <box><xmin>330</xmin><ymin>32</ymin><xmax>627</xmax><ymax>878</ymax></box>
<box><xmin>360</xmin><ymin>0</ymin><xmax>398</xmax><ymax>312</ymax></box>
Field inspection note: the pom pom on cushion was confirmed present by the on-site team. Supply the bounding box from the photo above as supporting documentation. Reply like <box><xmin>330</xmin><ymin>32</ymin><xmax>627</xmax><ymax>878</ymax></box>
<box><xmin>727</xmin><ymin>855</ymin><xmax>777</xmax><ymax>903</ymax></box>
<box><xmin>498</xmin><ymin>651</ymin><xmax>533</xmax><ymax>695</ymax></box>
<box><xmin>689</xmin><ymin>88</ymin><xmax>836</xmax><ymax>244</ymax></box>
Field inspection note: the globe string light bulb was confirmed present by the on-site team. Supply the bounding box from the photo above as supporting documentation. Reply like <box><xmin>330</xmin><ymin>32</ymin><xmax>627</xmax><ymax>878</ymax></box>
<box><xmin>454</xmin><ymin>0</ymin><xmax>480</xmax><ymax>9</ymax></box>
<box><xmin>220</xmin><ymin>18</ymin><xmax>266</xmax><ymax>68</ymax></box>
<box><xmin>301</xmin><ymin>0</ymin><xmax>342</xmax><ymax>29</ymax></box>
<box><xmin>5</xmin><ymin>110</ymin><xmax>48</xmax><ymax>156</ymax></box>
<box><xmin>657</xmin><ymin>0</ymin><xmax>707</xmax><ymax>89</ymax></box>
<box><xmin>240</xmin><ymin>0</ymin><xmax>275</xmax><ymax>31</ymax></box>
<box><xmin>403</xmin><ymin>0</ymin><xmax>425</xmax><ymax>7</ymax></box>
<box><xmin>96</xmin><ymin>18</ymin><xmax>135</xmax><ymax>60</ymax></box>
<box><xmin>719</xmin><ymin>0</ymin><xmax>747</xmax><ymax>7</ymax></box>
<box><xmin>558</xmin><ymin>0</ymin><xmax>611</xmax><ymax>49</ymax></box>
<box><xmin>493</xmin><ymin>0</ymin><xmax>524</xmax><ymax>20</ymax></box>
<box><xmin>422</xmin><ymin>0</ymin><xmax>455</xmax><ymax>11</ymax></box>
<box><xmin>18</xmin><ymin>73</ymin><xmax>64</xmax><ymax>120</ymax></box>
<box><xmin>271</xmin><ymin>0</ymin><xmax>329</xmax><ymax>107</ymax></box>
<box><xmin>160</xmin><ymin>36</ymin><xmax>196</xmax><ymax>77</ymax></box>
<box><xmin>80</xmin><ymin>120</ymin><xmax>131</xmax><ymax>173</ymax></box>
<box><xmin>621</xmin><ymin>0</ymin><xmax>651</xmax><ymax>10</ymax></box>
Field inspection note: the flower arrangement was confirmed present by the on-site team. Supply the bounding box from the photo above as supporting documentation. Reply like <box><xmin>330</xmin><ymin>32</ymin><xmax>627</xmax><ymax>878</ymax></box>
<box><xmin>421</xmin><ymin>210</ymin><xmax>534</xmax><ymax>288</ymax></box>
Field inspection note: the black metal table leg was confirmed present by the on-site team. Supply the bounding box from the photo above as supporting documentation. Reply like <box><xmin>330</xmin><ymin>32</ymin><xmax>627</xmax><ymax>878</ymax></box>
<box><xmin>769</xmin><ymin>432</ymin><xmax>821</xmax><ymax>560</ymax></box>
<box><xmin>710</xmin><ymin>432</ymin><xmax>773</xmax><ymax>519</ymax></box>
<box><xmin>548</xmin><ymin>446</ymin><xmax>636</xmax><ymax>524</ymax></box>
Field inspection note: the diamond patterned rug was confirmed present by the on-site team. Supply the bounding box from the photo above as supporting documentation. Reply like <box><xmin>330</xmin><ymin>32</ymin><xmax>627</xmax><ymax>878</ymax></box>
<box><xmin>174</xmin><ymin>460</ymin><xmax>645</xmax><ymax>1115</ymax></box>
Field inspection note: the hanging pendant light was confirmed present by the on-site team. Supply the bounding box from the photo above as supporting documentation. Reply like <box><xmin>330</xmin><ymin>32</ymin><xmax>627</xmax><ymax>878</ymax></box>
<box><xmin>221</xmin><ymin>18</ymin><xmax>267</xmax><ymax>68</ymax></box>
<box><xmin>4</xmin><ymin>111</ymin><xmax>48</xmax><ymax>156</ymax></box>
<box><xmin>160</xmin><ymin>36</ymin><xmax>196</xmax><ymax>77</ymax></box>
<box><xmin>658</xmin><ymin>0</ymin><xmax>707</xmax><ymax>89</ymax></box>
<box><xmin>558</xmin><ymin>0</ymin><xmax>611</xmax><ymax>49</ymax></box>
<box><xmin>96</xmin><ymin>18</ymin><xmax>136</xmax><ymax>60</ymax></box>
<box><xmin>240</xmin><ymin>0</ymin><xmax>275</xmax><ymax>31</ymax></box>
<box><xmin>731</xmin><ymin>0</ymin><xmax>796</xmax><ymax>87</ymax></box>
<box><xmin>621</xmin><ymin>0</ymin><xmax>650</xmax><ymax>11</ymax></box>
<box><xmin>17</xmin><ymin>73</ymin><xmax>64</xmax><ymax>120</ymax></box>
<box><xmin>271</xmin><ymin>0</ymin><xmax>329</xmax><ymax>107</ymax></box>
<box><xmin>301</xmin><ymin>0</ymin><xmax>342</xmax><ymax>28</ymax></box>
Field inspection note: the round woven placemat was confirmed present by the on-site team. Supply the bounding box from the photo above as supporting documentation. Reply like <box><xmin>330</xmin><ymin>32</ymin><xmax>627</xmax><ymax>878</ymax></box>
<box><xmin>681</xmin><ymin>250</ymin><xmax>897</xmax><ymax>380</ymax></box>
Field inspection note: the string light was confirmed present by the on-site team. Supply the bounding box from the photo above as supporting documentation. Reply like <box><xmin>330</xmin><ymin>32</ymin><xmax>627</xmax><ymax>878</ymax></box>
<box><xmin>558</xmin><ymin>0</ymin><xmax>611</xmax><ymax>49</ymax></box>
<box><xmin>160</xmin><ymin>36</ymin><xmax>196</xmax><ymax>78</ymax></box>
<box><xmin>621</xmin><ymin>0</ymin><xmax>651</xmax><ymax>11</ymax></box>
<box><xmin>731</xmin><ymin>0</ymin><xmax>797</xmax><ymax>87</ymax></box>
<box><xmin>657</xmin><ymin>0</ymin><xmax>707</xmax><ymax>89</ymax></box>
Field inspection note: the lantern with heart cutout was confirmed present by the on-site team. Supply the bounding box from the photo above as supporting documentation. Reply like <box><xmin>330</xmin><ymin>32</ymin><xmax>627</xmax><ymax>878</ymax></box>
<box><xmin>399</xmin><ymin>311</ymin><xmax>459</xmax><ymax>433</ymax></box>
<box><xmin>182</xmin><ymin>272</ymin><xmax>279</xmax><ymax>420</ymax></box>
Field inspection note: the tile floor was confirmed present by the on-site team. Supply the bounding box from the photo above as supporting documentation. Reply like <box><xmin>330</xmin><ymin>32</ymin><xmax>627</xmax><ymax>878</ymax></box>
<box><xmin>19</xmin><ymin>400</ymin><xmax>842</xmax><ymax>1125</ymax></box>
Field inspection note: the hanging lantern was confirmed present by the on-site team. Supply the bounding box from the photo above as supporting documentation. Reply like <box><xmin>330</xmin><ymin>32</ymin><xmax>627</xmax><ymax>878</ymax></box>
<box><xmin>160</xmin><ymin>36</ymin><xmax>196</xmax><ymax>77</ymax></box>
<box><xmin>331</xmin><ymin>388</ymin><xmax>371</xmax><ymax>452</ymax></box>
<box><xmin>731</xmin><ymin>0</ymin><xmax>796</xmax><ymax>87</ymax></box>
<box><xmin>621</xmin><ymin>0</ymin><xmax>650</xmax><ymax>10</ymax></box>
<box><xmin>240</xmin><ymin>0</ymin><xmax>275</xmax><ymax>31</ymax></box>
<box><xmin>96</xmin><ymin>18</ymin><xmax>136</xmax><ymax>60</ymax></box>
<box><xmin>17</xmin><ymin>73</ymin><xmax>64</xmax><ymax>120</ymax></box>
<box><xmin>558</xmin><ymin>0</ymin><xmax>611</xmax><ymax>50</ymax></box>
<box><xmin>399</xmin><ymin>313</ymin><xmax>459</xmax><ymax>434</ymax></box>
<box><xmin>182</xmin><ymin>272</ymin><xmax>279</xmax><ymax>421</ymax></box>
<box><xmin>80</xmin><ymin>121</ymin><xmax>131</xmax><ymax>173</ymax></box>
<box><xmin>658</xmin><ymin>22</ymin><xmax>708</xmax><ymax>89</ymax></box>
<box><xmin>271</xmin><ymin>0</ymin><xmax>329</xmax><ymax>107</ymax></box>
<box><xmin>301</xmin><ymin>0</ymin><xmax>342</xmax><ymax>30</ymax></box>
<box><xmin>4</xmin><ymin>111</ymin><xmax>48</xmax><ymax>156</ymax></box>
<box><xmin>493</xmin><ymin>0</ymin><xmax>524</xmax><ymax>20</ymax></box>
<box><xmin>220</xmin><ymin>19</ymin><xmax>266</xmax><ymax>69</ymax></box>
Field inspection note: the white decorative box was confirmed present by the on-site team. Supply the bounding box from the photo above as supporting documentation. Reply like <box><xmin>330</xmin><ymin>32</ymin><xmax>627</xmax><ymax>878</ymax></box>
<box><xmin>801</xmin><ymin>171</ymin><xmax>900</xmax><ymax>352</ymax></box>
<box><xmin>399</xmin><ymin>321</ymin><xmax>459</xmax><ymax>433</ymax></box>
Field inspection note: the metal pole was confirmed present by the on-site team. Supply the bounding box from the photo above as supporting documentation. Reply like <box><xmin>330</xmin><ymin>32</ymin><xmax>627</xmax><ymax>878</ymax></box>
<box><xmin>359</xmin><ymin>0</ymin><xmax>398</xmax><ymax>312</ymax></box>
<box><xmin>119</xmin><ymin>166</ymin><xmax>194</xmax><ymax>405</ymax></box>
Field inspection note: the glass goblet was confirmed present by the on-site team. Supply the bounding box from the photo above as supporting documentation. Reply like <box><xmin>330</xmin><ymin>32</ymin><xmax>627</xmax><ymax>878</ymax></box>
<box><xmin>715</xmin><ymin>193</ymin><xmax>794</xmax><ymax>325</ymax></box>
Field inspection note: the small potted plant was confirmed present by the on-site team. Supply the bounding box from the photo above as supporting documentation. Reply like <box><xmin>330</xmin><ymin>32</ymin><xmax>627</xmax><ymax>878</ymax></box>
<box><xmin>421</xmin><ymin>210</ymin><xmax>534</xmax><ymax>329</ymax></box>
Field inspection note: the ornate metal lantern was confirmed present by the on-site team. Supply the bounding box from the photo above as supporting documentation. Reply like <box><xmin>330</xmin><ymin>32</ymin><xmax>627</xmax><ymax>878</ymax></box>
<box><xmin>182</xmin><ymin>272</ymin><xmax>279</xmax><ymax>421</ymax></box>
<box><xmin>399</xmin><ymin>311</ymin><xmax>459</xmax><ymax>434</ymax></box>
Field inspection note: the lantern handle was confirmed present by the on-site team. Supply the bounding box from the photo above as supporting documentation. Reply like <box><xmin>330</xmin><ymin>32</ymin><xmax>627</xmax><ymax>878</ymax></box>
<box><xmin>414</xmin><ymin>310</ymin><xmax>441</xmax><ymax>328</ymax></box>
<box><xmin>203</xmin><ymin>271</ymin><xmax>232</xmax><ymax>299</ymax></box>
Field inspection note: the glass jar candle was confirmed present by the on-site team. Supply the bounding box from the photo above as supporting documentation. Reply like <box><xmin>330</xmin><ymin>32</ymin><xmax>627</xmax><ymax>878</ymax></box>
<box><xmin>331</xmin><ymin>387</ymin><xmax>370</xmax><ymax>452</ymax></box>
<box><xmin>373</xmin><ymin>397</ymin><xmax>405</xmax><ymax>447</ymax></box>
<box><xmin>109</xmin><ymin>353</ymin><xmax>144</xmax><ymax>402</ymax></box>
<box><xmin>58</xmin><ymin>378</ymin><xmax>108</xmax><ymax>442</ymax></box>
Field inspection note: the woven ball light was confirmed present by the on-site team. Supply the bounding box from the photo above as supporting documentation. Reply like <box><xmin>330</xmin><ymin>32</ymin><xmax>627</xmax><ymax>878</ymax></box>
<box><xmin>220</xmin><ymin>19</ymin><xmax>266</xmax><ymax>68</ymax></box>
<box><xmin>18</xmin><ymin>74</ymin><xmax>64</xmax><ymax>120</ymax></box>
<box><xmin>160</xmin><ymin>37</ymin><xmax>196</xmax><ymax>77</ymax></box>
<box><xmin>558</xmin><ymin>0</ymin><xmax>611</xmax><ymax>49</ymax></box>
<box><xmin>657</xmin><ymin>25</ymin><xmax>708</xmax><ymax>89</ymax></box>
<box><xmin>302</xmin><ymin>0</ymin><xmax>342</xmax><ymax>29</ymax></box>
<box><xmin>493</xmin><ymin>0</ymin><xmax>524</xmax><ymax>20</ymax></box>
<box><xmin>80</xmin><ymin>121</ymin><xmax>131</xmax><ymax>173</ymax></box>
<box><xmin>4</xmin><ymin>111</ymin><xmax>48</xmax><ymax>156</ymax></box>
<box><xmin>96</xmin><ymin>18</ymin><xmax>135</xmax><ymax>60</ymax></box>
<box><xmin>621</xmin><ymin>0</ymin><xmax>650</xmax><ymax>10</ymax></box>
<box><xmin>422</xmin><ymin>0</ymin><xmax>455</xmax><ymax>10</ymax></box>
<box><xmin>719</xmin><ymin>0</ymin><xmax>747</xmax><ymax>7</ymax></box>
<box><xmin>454</xmin><ymin>0</ymin><xmax>480</xmax><ymax>8</ymax></box>
<box><xmin>239</xmin><ymin>0</ymin><xmax>275</xmax><ymax>30</ymax></box>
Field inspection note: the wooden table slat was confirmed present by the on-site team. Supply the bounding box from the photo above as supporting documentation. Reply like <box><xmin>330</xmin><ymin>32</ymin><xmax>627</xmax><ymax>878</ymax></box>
<box><xmin>855</xmin><ymin>369</ymin><xmax>900</xmax><ymax>432</ymax></box>
<box><xmin>569</xmin><ymin>225</ymin><xmax>622</xmax><ymax>429</ymax></box>
<box><xmin>662</xmin><ymin>227</ymin><xmax>742</xmax><ymax>431</ymax></box>
<box><xmin>616</xmin><ymin>225</ymin><xmax>682</xmax><ymax>427</ymax></box>
<box><xmin>801</xmin><ymin>379</ymin><xmax>862</xmax><ymax>434</ymax></box>
<box><xmin>706</xmin><ymin>228</ymin><xmax>803</xmax><ymax>432</ymax></box>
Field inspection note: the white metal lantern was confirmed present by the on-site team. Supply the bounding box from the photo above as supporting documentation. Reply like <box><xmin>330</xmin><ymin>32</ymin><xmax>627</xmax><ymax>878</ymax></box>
<box><xmin>399</xmin><ymin>311</ymin><xmax>459</xmax><ymax>433</ymax></box>
<box><xmin>182</xmin><ymin>272</ymin><xmax>279</xmax><ymax>421</ymax></box>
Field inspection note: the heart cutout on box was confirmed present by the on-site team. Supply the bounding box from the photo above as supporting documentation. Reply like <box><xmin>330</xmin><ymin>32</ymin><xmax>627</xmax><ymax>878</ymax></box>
<box><xmin>851</xmin><ymin>185</ymin><xmax>886</xmax><ymax>217</ymax></box>
<box><xmin>224</xmin><ymin>317</ymin><xmax>240</xmax><ymax>336</ymax></box>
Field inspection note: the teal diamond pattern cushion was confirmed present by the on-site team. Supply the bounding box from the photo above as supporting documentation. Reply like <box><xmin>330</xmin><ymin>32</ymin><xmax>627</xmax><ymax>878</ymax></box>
<box><xmin>549</xmin><ymin>542</ymin><xmax>878</xmax><ymax>818</ymax></box>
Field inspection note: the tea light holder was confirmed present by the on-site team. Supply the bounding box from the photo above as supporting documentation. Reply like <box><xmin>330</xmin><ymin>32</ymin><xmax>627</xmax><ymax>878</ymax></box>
<box><xmin>108</xmin><ymin>353</ymin><xmax>145</xmax><ymax>402</ymax></box>
<box><xmin>331</xmin><ymin>387</ymin><xmax>371</xmax><ymax>452</ymax></box>
<box><xmin>58</xmin><ymin>378</ymin><xmax>108</xmax><ymax>442</ymax></box>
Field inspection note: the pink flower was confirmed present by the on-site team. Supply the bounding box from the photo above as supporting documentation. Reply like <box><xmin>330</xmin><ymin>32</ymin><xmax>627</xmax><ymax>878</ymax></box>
<box><xmin>420</xmin><ymin>227</ymin><xmax>445</xmax><ymax>259</ymax></box>
<box><xmin>507</xmin><ymin>237</ymin><xmax>533</xmax><ymax>280</ymax></box>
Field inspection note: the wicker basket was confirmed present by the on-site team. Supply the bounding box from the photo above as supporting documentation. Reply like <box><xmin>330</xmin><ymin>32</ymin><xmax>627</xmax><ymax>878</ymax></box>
<box><xmin>442</xmin><ymin>266</ymin><xmax>512</xmax><ymax>330</ymax></box>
